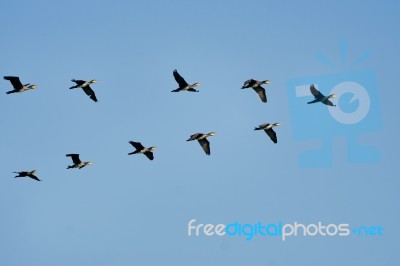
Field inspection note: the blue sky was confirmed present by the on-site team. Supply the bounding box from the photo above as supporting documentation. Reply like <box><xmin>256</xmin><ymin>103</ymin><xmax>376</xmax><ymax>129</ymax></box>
<box><xmin>1</xmin><ymin>0</ymin><xmax>399</xmax><ymax>265</ymax></box>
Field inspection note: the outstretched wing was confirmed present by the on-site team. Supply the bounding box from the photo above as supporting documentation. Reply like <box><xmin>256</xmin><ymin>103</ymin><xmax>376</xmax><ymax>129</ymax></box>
<box><xmin>28</xmin><ymin>174</ymin><xmax>41</xmax><ymax>181</ymax></box>
<box><xmin>4</xmin><ymin>76</ymin><xmax>23</xmax><ymax>89</ymax></box>
<box><xmin>129</xmin><ymin>141</ymin><xmax>145</xmax><ymax>150</ymax></box>
<box><xmin>66</xmin><ymin>154</ymin><xmax>81</xmax><ymax>164</ymax></box>
<box><xmin>265</xmin><ymin>128</ymin><xmax>277</xmax><ymax>143</ymax></box>
<box><xmin>323</xmin><ymin>99</ymin><xmax>335</xmax><ymax>106</ymax></box>
<box><xmin>242</xmin><ymin>79</ymin><xmax>253</xmax><ymax>88</ymax></box>
<box><xmin>187</xmin><ymin>133</ymin><xmax>201</xmax><ymax>141</ymax></box>
<box><xmin>310</xmin><ymin>84</ymin><xmax>324</xmax><ymax>100</ymax></box>
<box><xmin>252</xmin><ymin>86</ymin><xmax>267</xmax><ymax>103</ymax></box>
<box><xmin>82</xmin><ymin>86</ymin><xmax>98</xmax><ymax>102</ymax></box>
<box><xmin>71</xmin><ymin>79</ymin><xmax>85</xmax><ymax>85</ymax></box>
<box><xmin>144</xmin><ymin>151</ymin><xmax>154</xmax><ymax>160</ymax></box>
<box><xmin>173</xmin><ymin>70</ymin><xmax>188</xmax><ymax>87</ymax></box>
<box><xmin>13</xmin><ymin>171</ymin><xmax>26</xmax><ymax>176</ymax></box>
<box><xmin>198</xmin><ymin>139</ymin><xmax>211</xmax><ymax>155</ymax></box>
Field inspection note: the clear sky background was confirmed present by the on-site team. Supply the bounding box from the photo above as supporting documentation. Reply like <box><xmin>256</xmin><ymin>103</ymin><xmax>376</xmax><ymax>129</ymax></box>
<box><xmin>1</xmin><ymin>0</ymin><xmax>399</xmax><ymax>265</ymax></box>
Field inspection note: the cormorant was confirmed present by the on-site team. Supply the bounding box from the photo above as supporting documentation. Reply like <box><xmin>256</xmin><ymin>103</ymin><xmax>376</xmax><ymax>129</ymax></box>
<box><xmin>4</xmin><ymin>76</ymin><xmax>37</xmax><ymax>94</ymax></box>
<box><xmin>241</xmin><ymin>79</ymin><xmax>270</xmax><ymax>103</ymax></box>
<box><xmin>171</xmin><ymin>69</ymin><xmax>200</xmax><ymax>92</ymax></box>
<box><xmin>69</xmin><ymin>79</ymin><xmax>98</xmax><ymax>102</ymax></box>
<box><xmin>307</xmin><ymin>84</ymin><xmax>336</xmax><ymax>106</ymax></box>
<box><xmin>186</xmin><ymin>132</ymin><xmax>216</xmax><ymax>155</ymax></box>
<box><xmin>66</xmin><ymin>154</ymin><xmax>93</xmax><ymax>169</ymax></box>
<box><xmin>128</xmin><ymin>141</ymin><xmax>157</xmax><ymax>160</ymax></box>
<box><xmin>13</xmin><ymin>170</ymin><xmax>41</xmax><ymax>181</ymax></box>
<box><xmin>254</xmin><ymin>123</ymin><xmax>280</xmax><ymax>143</ymax></box>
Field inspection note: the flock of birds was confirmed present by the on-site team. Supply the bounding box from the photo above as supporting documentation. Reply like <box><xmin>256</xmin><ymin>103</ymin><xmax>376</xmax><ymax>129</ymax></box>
<box><xmin>4</xmin><ymin>70</ymin><xmax>337</xmax><ymax>182</ymax></box>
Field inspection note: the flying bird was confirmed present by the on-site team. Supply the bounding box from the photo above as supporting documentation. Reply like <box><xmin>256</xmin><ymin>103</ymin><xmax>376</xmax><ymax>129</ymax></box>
<box><xmin>128</xmin><ymin>141</ymin><xmax>157</xmax><ymax>160</ymax></box>
<box><xmin>171</xmin><ymin>69</ymin><xmax>201</xmax><ymax>92</ymax></box>
<box><xmin>254</xmin><ymin>123</ymin><xmax>280</xmax><ymax>143</ymax></box>
<box><xmin>69</xmin><ymin>79</ymin><xmax>98</xmax><ymax>102</ymax></box>
<box><xmin>66</xmin><ymin>154</ymin><xmax>93</xmax><ymax>169</ymax></box>
<box><xmin>241</xmin><ymin>79</ymin><xmax>270</xmax><ymax>103</ymax></box>
<box><xmin>307</xmin><ymin>84</ymin><xmax>336</xmax><ymax>106</ymax></box>
<box><xmin>4</xmin><ymin>76</ymin><xmax>37</xmax><ymax>94</ymax></box>
<box><xmin>186</xmin><ymin>132</ymin><xmax>216</xmax><ymax>155</ymax></box>
<box><xmin>13</xmin><ymin>170</ymin><xmax>41</xmax><ymax>181</ymax></box>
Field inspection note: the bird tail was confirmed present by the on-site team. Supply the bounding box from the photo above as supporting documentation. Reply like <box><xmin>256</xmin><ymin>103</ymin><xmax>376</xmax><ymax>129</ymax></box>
<box><xmin>128</xmin><ymin>151</ymin><xmax>138</xmax><ymax>155</ymax></box>
<box><xmin>69</xmin><ymin>86</ymin><xmax>78</xmax><ymax>90</ymax></box>
<box><xmin>6</xmin><ymin>90</ymin><xmax>15</xmax><ymax>94</ymax></box>
<box><xmin>254</xmin><ymin>127</ymin><xmax>261</xmax><ymax>130</ymax></box>
<box><xmin>171</xmin><ymin>89</ymin><xmax>180</xmax><ymax>92</ymax></box>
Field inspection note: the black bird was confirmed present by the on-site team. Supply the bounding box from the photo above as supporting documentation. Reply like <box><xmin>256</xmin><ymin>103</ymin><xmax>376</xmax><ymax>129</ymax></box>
<box><xmin>186</xmin><ymin>132</ymin><xmax>216</xmax><ymax>155</ymax></box>
<box><xmin>66</xmin><ymin>154</ymin><xmax>93</xmax><ymax>169</ymax></box>
<box><xmin>69</xmin><ymin>79</ymin><xmax>98</xmax><ymax>102</ymax></box>
<box><xmin>4</xmin><ymin>76</ymin><xmax>37</xmax><ymax>94</ymax></box>
<box><xmin>241</xmin><ymin>79</ymin><xmax>270</xmax><ymax>103</ymax></box>
<box><xmin>13</xmin><ymin>170</ymin><xmax>41</xmax><ymax>181</ymax></box>
<box><xmin>128</xmin><ymin>141</ymin><xmax>157</xmax><ymax>160</ymax></box>
<box><xmin>254</xmin><ymin>123</ymin><xmax>280</xmax><ymax>143</ymax></box>
<box><xmin>171</xmin><ymin>69</ymin><xmax>201</xmax><ymax>92</ymax></box>
<box><xmin>307</xmin><ymin>84</ymin><xmax>336</xmax><ymax>106</ymax></box>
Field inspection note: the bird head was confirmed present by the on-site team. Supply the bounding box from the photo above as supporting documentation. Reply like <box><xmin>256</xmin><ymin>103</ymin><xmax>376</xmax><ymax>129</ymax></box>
<box><xmin>273</xmin><ymin>123</ymin><xmax>281</xmax><ymax>127</ymax></box>
<box><xmin>89</xmin><ymin>80</ymin><xmax>97</xmax><ymax>84</ymax></box>
<box><xmin>193</xmin><ymin>82</ymin><xmax>201</xmax><ymax>87</ymax></box>
<box><xmin>263</xmin><ymin>80</ymin><xmax>271</xmax><ymax>84</ymax></box>
<box><xmin>86</xmin><ymin>162</ymin><xmax>93</xmax><ymax>165</ymax></box>
<box><xmin>208</xmin><ymin>132</ymin><xmax>216</xmax><ymax>136</ymax></box>
<box><xmin>31</xmin><ymin>170</ymin><xmax>38</xmax><ymax>174</ymax></box>
<box><xmin>149</xmin><ymin>146</ymin><xmax>157</xmax><ymax>151</ymax></box>
<box><xmin>29</xmin><ymin>84</ymin><xmax>38</xmax><ymax>89</ymax></box>
<box><xmin>330</xmin><ymin>94</ymin><xmax>336</xmax><ymax>98</ymax></box>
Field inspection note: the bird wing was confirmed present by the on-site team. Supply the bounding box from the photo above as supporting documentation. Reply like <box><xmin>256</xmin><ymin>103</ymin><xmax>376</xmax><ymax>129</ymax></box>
<box><xmin>144</xmin><ymin>151</ymin><xmax>154</xmax><ymax>160</ymax></box>
<box><xmin>66</xmin><ymin>154</ymin><xmax>81</xmax><ymax>164</ymax></box>
<box><xmin>242</xmin><ymin>79</ymin><xmax>252</xmax><ymax>88</ymax></box>
<box><xmin>28</xmin><ymin>174</ymin><xmax>41</xmax><ymax>181</ymax></box>
<box><xmin>13</xmin><ymin>171</ymin><xmax>26</xmax><ymax>176</ymax></box>
<box><xmin>252</xmin><ymin>86</ymin><xmax>267</xmax><ymax>102</ymax></box>
<box><xmin>187</xmin><ymin>133</ymin><xmax>201</xmax><ymax>141</ymax></box>
<box><xmin>265</xmin><ymin>128</ymin><xmax>277</xmax><ymax>143</ymax></box>
<box><xmin>82</xmin><ymin>86</ymin><xmax>98</xmax><ymax>102</ymax></box>
<box><xmin>310</xmin><ymin>84</ymin><xmax>324</xmax><ymax>99</ymax></box>
<box><xmin>72</xmin><ymin>79</ymin><xmax>85</xmax><ymax>85</ymax></box>
<box><xmin>324</xmin><ymin>99</ymin><xmax>335</xmax><ymax>106</ymax></box>
<box><xmin>198</xmin><ymin>139</ymin><xmax>211</xmax><ymax>155</ymax></box>
<box><xmin>4</xmin><ymin>76</ymin><xmax>23</xmax><ymax>89</ymax></box>
<box><xmin>173</xmin><ymin>70</ymin><xmax>188</xmax><ymax>87</ymax></box>
<box><xmin>255</xmin><ymin>123</ymin><xmax>269</xmax><ymax>130</ymax></box>
<box><xmin>129</xmin><ymin>141</ymin><xmax>145</xmax><ymax>150</ymax></box>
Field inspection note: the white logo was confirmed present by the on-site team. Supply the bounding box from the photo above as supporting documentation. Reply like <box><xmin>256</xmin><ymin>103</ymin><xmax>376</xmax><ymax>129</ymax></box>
<box><xmin>329</xmin><ymin>81</ymin><xmax>370</xmax><ymax>124</ymax></box>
